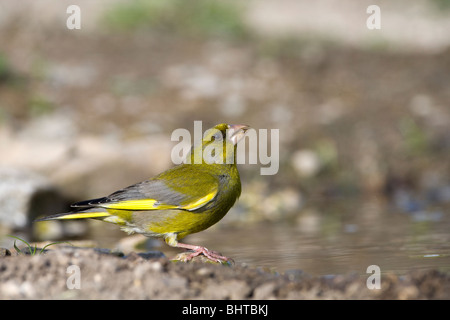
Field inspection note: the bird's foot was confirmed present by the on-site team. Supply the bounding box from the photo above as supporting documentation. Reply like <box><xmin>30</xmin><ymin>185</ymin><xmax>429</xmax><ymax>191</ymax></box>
<box><xmin>173</xmin><ymin>245</ymin><xmax>233</xmax><ymax>265</ymax></box>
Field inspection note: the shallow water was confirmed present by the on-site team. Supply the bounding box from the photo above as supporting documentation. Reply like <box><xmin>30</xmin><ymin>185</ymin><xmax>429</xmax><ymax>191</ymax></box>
<box><xmin>92</xmin><ymin>196</ymin><xmax>450</xmax><ymax>276</ymax></box>
<box><xmin>176</xmin><ymin>197</ymin><xmax>450</xmax><ymax>276</ymax></box>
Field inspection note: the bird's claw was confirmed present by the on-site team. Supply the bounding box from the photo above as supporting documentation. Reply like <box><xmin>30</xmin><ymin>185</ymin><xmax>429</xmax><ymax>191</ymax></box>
<box><xmin>173</xmin><ymin>246</ymin><xmax>234</xmax><ymax>265</ymax></box>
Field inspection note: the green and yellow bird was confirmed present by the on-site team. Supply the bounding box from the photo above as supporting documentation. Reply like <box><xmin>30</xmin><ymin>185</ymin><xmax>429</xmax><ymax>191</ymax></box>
<box><xmin>35</xmin><ymin>123</ymin><xmax>249</xmax><ymax>263</ymax></box>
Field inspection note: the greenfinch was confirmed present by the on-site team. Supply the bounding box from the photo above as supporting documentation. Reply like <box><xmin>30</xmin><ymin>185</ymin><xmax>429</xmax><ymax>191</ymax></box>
<box><xmin>35</xmin><ymin>123</ymin><xmax>249</xmax><ymax>263</ymax></box>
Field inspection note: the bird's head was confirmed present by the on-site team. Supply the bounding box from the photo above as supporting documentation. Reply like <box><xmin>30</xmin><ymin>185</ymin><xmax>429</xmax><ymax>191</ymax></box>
<box><xmin>188</xmin><ymin>123</ymin><xmax>250</xmax><ymax>165</ymax></box>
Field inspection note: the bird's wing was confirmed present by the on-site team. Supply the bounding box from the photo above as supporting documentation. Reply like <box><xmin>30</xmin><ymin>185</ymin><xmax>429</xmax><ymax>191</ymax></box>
<box><xmin>71</xmin><ymin>166</ymin><xmax>219</xmax><ymax>212</ymax></box>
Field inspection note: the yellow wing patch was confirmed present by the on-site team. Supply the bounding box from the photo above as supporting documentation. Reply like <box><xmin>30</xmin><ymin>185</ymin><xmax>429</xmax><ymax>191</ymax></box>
<box><xmin>100</xmin><ymin>190</ymin><xmax>217</xmax><ymax>211</ymax></box>
<box><xmin>56</xmin><ymin>212</ymin><xmax>111</xmax><ymax>220</ymax></box>
<box><xmin>103</xmin><ymin>199</ymin><xmax>177</xmax><ymax>211</ymax></box>
<box><xmin>179</xmin><ymin>191</ymin><xmax>217</xmax><ymax>211</ymax></box>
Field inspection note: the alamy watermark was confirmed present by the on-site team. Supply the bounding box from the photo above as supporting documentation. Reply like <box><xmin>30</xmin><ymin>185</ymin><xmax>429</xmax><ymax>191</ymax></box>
<box><xmin>66</xmin><ymin>4</ymin><xmax>381</xmax><ymax>31</ymax></box>
<box><xmin>366</xmin><ymin>264</ymin><xmax>381</xmax><ymax>290</ymax></box>
<box><xmin>66</xmin><ymin>5</ymin><xmax>81</xmax><ymax>30</ymax></box>
<box><xmin>366</xmin><ymin>5</ymin><xmax>381</xmax><ymax>30</ymax></box>
<box><xmin>66</xmin><ymin>264</ymin><xmax>81</xmax><ymax>289</ymax></box>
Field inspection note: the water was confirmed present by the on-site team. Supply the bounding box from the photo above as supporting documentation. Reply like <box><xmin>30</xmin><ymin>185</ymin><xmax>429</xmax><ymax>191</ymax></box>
<box><xmin>182</xmin><ymin>198</ymin><xmax>450</xmax><ymax>276</ymax></box>
<box><xmin>86</xmin><ymin>196</ymin><xmax>450</xmax><ymax>276</ymax></box>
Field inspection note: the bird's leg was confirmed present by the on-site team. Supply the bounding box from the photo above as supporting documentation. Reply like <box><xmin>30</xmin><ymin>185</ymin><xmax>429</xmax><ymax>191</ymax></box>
<box><xmin>164</xmin><ymin>234</ymin><xmax>233</xmax><ymax>264</ymax></box>
<box><xmin>175</xmin><ymin>242</ymin><xmax>233</xmax><ymax>263</ymax></box>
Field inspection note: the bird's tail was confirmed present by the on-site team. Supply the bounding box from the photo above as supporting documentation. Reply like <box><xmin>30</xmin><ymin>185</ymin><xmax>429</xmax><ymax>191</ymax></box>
<box><xmin>34</xmin><ymin>207</ymin><xmax>111</xmax><ymax>222</ymax></box>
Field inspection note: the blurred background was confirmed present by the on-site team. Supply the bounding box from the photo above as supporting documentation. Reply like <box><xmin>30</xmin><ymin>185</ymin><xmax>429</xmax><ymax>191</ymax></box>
<box><xmin>0</xmin><ymin>0</ymin><xmax>449</xmax><ymax>275</ymax></box>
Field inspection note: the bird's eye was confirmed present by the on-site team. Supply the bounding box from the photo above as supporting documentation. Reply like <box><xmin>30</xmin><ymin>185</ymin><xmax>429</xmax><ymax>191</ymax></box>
<box><xmin>212</xmin><ymin>132</ymin><xmax>223</xmax><ymax>141</ymax></box>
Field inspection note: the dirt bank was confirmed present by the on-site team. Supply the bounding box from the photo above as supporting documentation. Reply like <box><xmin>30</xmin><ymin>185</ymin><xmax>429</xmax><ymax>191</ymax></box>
<box><xmin>1</xmin><ymin>246</ymin><xmax>449</xmax><ymax>299</ymax></box>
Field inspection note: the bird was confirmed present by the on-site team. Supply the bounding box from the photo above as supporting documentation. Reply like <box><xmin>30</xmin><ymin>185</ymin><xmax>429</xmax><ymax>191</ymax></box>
<box><xmin>35</xmin><ymin>123</ymin><xmax>249</xmax><ymax>263</ymax></box>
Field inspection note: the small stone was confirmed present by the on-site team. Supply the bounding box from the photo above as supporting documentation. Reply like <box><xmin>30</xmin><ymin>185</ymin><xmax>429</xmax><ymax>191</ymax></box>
<box><xmin>291</xmin><ymin>149</ymin><xmax>321</xmax><ymax>178</ymax></box>
<box><xmin>0</xmin><ymin>248</ymin><xmax>11</xmax><ymax>257</ymax></box>
<box><xmin>253</xmin><ymin>282</ymin><xmax>277</xmax><ymax>299</ymax></box>
<box><xmin>0</xmin><ymin>167</ymin><xmax>68</xmax><ymax>229</ymax></box>
<box><xmin>284</xmin><ymin>269</ymin><xmax>310</xmax><ymax>281</ymax></box>
<box><xmin>196</xmin><ymin>267</ymin><xmax>214</xmax><ymax>277</ymax></box>
<box><xmin>203</xmin><ymin>280</ymin><xmax>251</xmax><ymax>299</ymax></box>
<box><xmin>148</xmin><ymin>261</ymin><xmax>163</xmax><ymax>272</ymax></box>
<box><xmin>136</xmin><ymin>250</ymin><xmax>165</xmax><ymax>260</ymax></box>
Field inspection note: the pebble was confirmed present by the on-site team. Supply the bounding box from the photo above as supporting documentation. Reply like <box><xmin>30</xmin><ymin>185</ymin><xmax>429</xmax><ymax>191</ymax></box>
<box><xmin>0</xmin><ymin>167</ymin><xmax>68</xmax><ymax>229</ymax></box>
<box><xmin>253</xmin><ymin>282</ymin><xmax>277</xmax><ymax>299</ymax></box>
<box><xmin>291</xmin><ymin>149</ymin><xmax>321</xmax><ymax>178</ymax></box>
<box><xmin>136</xmin><ymin>251</ymin><xmax>165</xmax><ymax>260</ymax></box>
<box><xmin>0</xmin><ymin>248</ymin><xmax>11</xmax><ymax>257</ymax></box>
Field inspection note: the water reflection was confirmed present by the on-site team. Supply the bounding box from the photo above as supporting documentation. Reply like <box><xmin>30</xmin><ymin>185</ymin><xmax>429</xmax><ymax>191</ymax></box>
<box><xmin>184</xmin><ymin>198</ymin><xmax>450</xmax><ymax>276</ymax></box>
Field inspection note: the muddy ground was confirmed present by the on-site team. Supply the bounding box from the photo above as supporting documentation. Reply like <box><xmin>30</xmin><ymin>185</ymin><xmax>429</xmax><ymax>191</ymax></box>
<box><xmin>1</xmin><ymin>246</ymin><xmax>449</xmax><ymax>299</ymax></box>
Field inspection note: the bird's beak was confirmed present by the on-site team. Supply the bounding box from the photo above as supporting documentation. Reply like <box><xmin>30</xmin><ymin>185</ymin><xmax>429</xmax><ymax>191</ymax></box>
<box><xmin>228</xmin><ymin>124</ymin><xmax>250</xmax><ymax>145</ymax></box>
